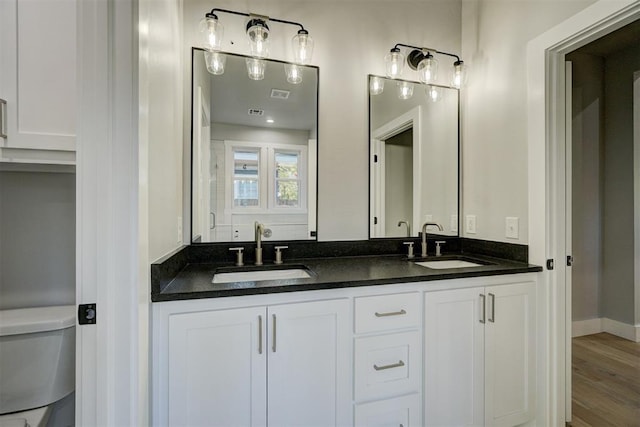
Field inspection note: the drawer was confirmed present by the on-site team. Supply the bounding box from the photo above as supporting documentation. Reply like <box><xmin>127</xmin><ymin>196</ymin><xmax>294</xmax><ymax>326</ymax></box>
<box><xmin>354</xmin><ymin>331</ymin><xmax>421</xmax><ymax>401</ymax></box>
<box><xmin>355</xmin><ymin>292</ymin><xmax>420</xmax><ymax>334</ymax></box>
<box><xmin>355</xmin><ymin>393</ymin><xmax>421</xmax><ymax>427</ymax></box>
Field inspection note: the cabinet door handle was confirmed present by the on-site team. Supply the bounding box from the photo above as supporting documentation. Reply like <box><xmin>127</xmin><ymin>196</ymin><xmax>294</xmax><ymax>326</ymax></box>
<box><xmin>0</xmin><ymin>99</ymin><xmax>7</xmax><ymax>139</ymax></box>
<box><xmin>373</xmin><ymin>360</ymin><xmax>405</xmax><ymax>371</ymax></box>
<box><xmin>272</xmin><ymin>314</ymin><xmax>277</xmax><ymax>352</ymax></box>
<box><xmin>488</xmin><ymin>293</ymin><xmax>495</xmax><ymax>323</ymax></box>
<box><xmin>258</xmin><ymin>315</ymin><xmax>263</xmax><ymax>354</ymax></box>
<box><xmin>479</xmin><ymin>294</ymin><xmax>486</xmax><ymax>323</ymax></box>
<box><xmin>375</xmin><ymin>309</ymin><xmax>406</xmax><ymax>317</ymax></box>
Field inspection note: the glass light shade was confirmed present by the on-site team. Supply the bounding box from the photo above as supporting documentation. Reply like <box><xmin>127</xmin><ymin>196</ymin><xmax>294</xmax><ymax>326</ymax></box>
<box><xmin>246</xmin><ymin>58</ymin><xmax>266</xmax><ymax>80</ymax></box>
<box><xmin>199</xmin><ymin>16</ymin><xmax>224</xmax><ymax>51</ymax></box>
<box><xmin>204</xmin><ymin>51</ymin><xmax>226</xmax><ymax>75</ymax></box>
<box><xmin>292</xmin><ymin>32</ymin><xmax>314</xmax><ymax>64</ymax></box>
<box><xmin>417</xmin><ymin>55</ymin><xmax>438</xmax><ymax>84</ymax></box>
<box><xmin>369</xmin><ymin>76</ymin><xmax>384</xmax><ymax>95</ymax></box>
<box><xmin>247</xmin><ymin>20</ymin><xmax>270</xmax><ymax>58</ymax></box>
<box><xmin>285</xmin><ymin>63</ymin><xmax>303</xmax><ymax>84</ymax></box>
<box><xmin>426</xmin><ymin>85</ymin><xmax>441</xmax><ymax>102</ymax></box>
<box><xmin>384</xmin><ymin>50</ymin><xmax>404</xmax><ymax>79</ymax></box>
<box><xmin>451</xmin><ymin>61</ymin><xmax>466</xmax><ymax>88</ymax></box>
<box><xmin>397</xmin><ymin>81</ymin><xmax>413</xmax><ymax>100</ymax></box>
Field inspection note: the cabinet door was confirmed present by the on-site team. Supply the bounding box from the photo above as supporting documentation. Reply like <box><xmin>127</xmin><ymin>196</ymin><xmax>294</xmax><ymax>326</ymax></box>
<box><xmin>0</xmin><ymin>0</ymin><xmax>76</xmax><ymax>159</ymax></box>
<box><xmin>267</xmin><ymin>299</ymin><xmax>350</xmax><ymax>427</ymax></box>
<box><xmin>485</xmin><ymin>282</ymin><xmax>536</xmax><ymax>427</ymax></box>
<box><xmin>424</xmin><ymin>287</ymin><xmax>485</xmax><ymax>427</ymax></box>
<box><xmin>168</xmin><ymin>307</ymin><xmax>267</xmax><ymax>427</ymax></box>
<box><xmin>355</xmin><ymin>393</ymin><xmax>421</xmax><ymax>427</ymax></box>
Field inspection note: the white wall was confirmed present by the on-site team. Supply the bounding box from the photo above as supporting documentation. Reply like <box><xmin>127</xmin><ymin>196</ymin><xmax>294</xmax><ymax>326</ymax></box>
<box><xmin>601</xmin><ymin>42</ymin><xmax>640</xmax><ymax>325</ymax></box>
<box><xmin>461</xmin><ymin>0</ymin><xmax>597</xmax><ymax>244</ymax></box>
<box><xmin>182</xmin><ymin>0</ymin><xmax>462</xmax><ymax>241</ymax></box>
<box><xmin>0</xmin><ymin>171</ymin><xmax>75</xmax><ymax>309</ymax></box>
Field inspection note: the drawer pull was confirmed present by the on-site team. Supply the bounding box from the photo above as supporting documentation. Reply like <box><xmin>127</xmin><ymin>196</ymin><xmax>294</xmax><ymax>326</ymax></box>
<box><xmin>373</xmin><ymin>360</ymin><xmax>405</xmax><ymax>371</ymax></box>
<box><xmin>374</xmin><ymin>309</ymin><xmax>407</xmax><ymax>317</ymax></box>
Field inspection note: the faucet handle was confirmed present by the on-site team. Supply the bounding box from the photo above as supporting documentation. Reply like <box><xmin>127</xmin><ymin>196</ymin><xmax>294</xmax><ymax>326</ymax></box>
<box><xmin>403</xmin><ymin>242</ymin><xmax>415</xmax><ymax>259</ymax></box>
<box><xmin>274</xmin><ymin>246</ymin><xmax>288</xmax><ymax>264</ymax></box>
<box><xmin>435</xmin><ymin>241</ymin><xmax>446</xmax><ymax>257</ymax></box>
<box><xmin>229</xmin><ymin>247</ymin><xmax>244</xmax><ymax>266</ymax></box>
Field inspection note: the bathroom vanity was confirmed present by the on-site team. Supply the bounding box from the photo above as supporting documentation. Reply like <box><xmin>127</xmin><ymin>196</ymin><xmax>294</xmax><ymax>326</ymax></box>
<box><xmin>151</xmin><ymin>244</ymin><xmax>541</xmax><ymax>427</ymax></box>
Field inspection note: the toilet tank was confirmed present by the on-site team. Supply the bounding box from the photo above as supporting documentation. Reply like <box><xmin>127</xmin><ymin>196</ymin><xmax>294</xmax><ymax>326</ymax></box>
<box><xmin>0</xmin><ymin>306</ymin><xmax>75</xmax><ymax>414</ymax></box>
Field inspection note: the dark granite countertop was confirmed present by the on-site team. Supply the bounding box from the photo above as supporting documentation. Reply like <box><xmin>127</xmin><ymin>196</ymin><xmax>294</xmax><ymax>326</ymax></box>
<box><xmin>153</xmin><ymin>253</ymin><xmax>542</xmax><ymax>302</ymax></box>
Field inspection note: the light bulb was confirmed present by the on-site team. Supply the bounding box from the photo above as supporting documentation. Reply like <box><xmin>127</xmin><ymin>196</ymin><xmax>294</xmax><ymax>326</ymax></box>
<box><xmin>246</xmin><ymin>19</ymin><xmax>270</xmax><ymax>58</ymax></box>
<box><xmin>451</xmin><ymin>60</ymin><xmax>466</xmax><ymax>88</ymax></box>
<box><xmin>384</xmin><ymin>48</ymin><xmax>404</xmax><ymax>79</ymax></box>
<box><xmin>199</xmin><ymin>15</ymin><xmax>223</xmax><ymax>51</ymax></box>
<box><xmin>417</xmin><ymin>53</ymin><xmax>438</xmax><ymax>84</ymax></box>
<box><xmin>204</xmin><ymin>51</ymin><xmax>226</xmax><ymax>75</ymax></box>
<box><xmin>285</xmin><ymin>63</ymin><xmax>303</xmax><ymax>84</ymax></box>
<box><xmin>292</xmin><ymin>30</ymin><xmax>314</xmax><ymax>64</ymax></box>
<box><xmin>397</xmin><ymin>81</ymin><xmax>413</xmax><ymax>100</ymax></box>
<box><xmin>246</xmin><ymin>58</ymin><xmax>266</xmax><ymax>80</ymax></box>
<box><xmin>370</xmin><ymin>76</ymin><xmax>384</xmax><ymax>95</ymax></box>
<box><xmin>426</xmin><ymin>85</ymin><xmax>440</xmax><ymax>102</ymax></box>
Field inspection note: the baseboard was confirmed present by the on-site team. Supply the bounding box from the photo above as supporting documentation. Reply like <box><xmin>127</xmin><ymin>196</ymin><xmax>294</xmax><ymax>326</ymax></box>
<box><xmin>572</xmin><ymin>318</ymin><xmax>602</xmax><ymax>337</ymax></box>
<box><xmin>601</xmin><ymin>318</ymin><xmax>640</xmax><ymax>342</ymax></box>
<box><xmin>572</xmin><ymin>317</ymin><xmax>640</xmax><ymax>342</ymax></box>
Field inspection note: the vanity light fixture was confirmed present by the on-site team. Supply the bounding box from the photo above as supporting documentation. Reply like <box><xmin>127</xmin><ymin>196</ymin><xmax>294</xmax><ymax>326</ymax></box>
<box><xmin>200</xmin><ymin>8</ymin><xmax>313</xmax><ymax>81</ymax></box>
<box><xmin>384</xmin><ymin>43</ymin><xmax>465</xmax><ymax>89</ymax></box>
<box><xmin>369</xmin><ymin>76</ymin><xmax>384</xmax><ymax>95</ymax></box>
<box><xmin>397</xmin><ymin>81</ymin><xmax>414</xmax><ymax>100</ymax></box>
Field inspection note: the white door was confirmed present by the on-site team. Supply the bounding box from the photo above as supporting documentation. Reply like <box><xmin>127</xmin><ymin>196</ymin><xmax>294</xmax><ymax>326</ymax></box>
<box><xmin>564</xmin><ymin>60</ymin><xmax>574</xmax><ymax>422</ymax></box>
<box><xmin>168</xmin><ymin>307</ymin><xmax>267</xmax><ymax>427</ymax></box>
<box><xmin>424</xmin><ymin>287</ymin><xmax>485</xmax><ymax>427</ymax></box>
<box><xmin>267</xmin><ymin>299</ymin><xmax>350</xmax><ymax>427</ymax></box>
<box><xmin>484</xmin><ymin>282</ymin><xmax>536</xmax><ymax>427</ymax></box>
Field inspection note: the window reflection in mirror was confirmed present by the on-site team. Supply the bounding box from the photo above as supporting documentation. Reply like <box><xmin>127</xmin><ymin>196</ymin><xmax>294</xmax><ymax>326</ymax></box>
<box><xmin>191</xmin><ymin>48</ymin><xmax>318</xmax><ymax>243</ymax></box>
<box><xmin>369</xmin><ymin>75</ymin><xmax>459</xmax><ymax>238</ymax></box>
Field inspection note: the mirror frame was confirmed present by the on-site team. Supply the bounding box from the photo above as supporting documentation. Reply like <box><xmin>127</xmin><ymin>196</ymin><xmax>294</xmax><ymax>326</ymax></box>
<box><xmin>190</xmin><ymin>48</ymin><xmax>320</xmax><ymax>244</ymax></box>
<box><xmin>367</xmin><ymin>74</ymin><xmax>461</xmax><ymax>240</ymax></box>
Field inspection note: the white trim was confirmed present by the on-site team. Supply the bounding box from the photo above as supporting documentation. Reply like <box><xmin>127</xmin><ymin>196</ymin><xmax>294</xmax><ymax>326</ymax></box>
<box><xmin>564</xmin><ymin>61</ymin><xmax>573</xmax><ymax>423</ymax></box>
<box><xmin>527</xmin><ymin>1</ymin><xmax>640</xmax><ymax>425</ymax></box>
<box><xmin>572</xmin><ymin>318</ymin><xmax>602</xmax><ymax>337</ymax></box>
<box><xmin>371</xmin><ymin>106</ymin><xmax>422</xmax><ymax>238</ymax></box>
<box><xmin>602</xmin><ymin>318</ymin><xmax>640</xmax><ymax>342</ymax></box>
<box><xmin>634</xmin><ymin>70</ymin><xmax>640</xmax><ymax>327</ymax></box>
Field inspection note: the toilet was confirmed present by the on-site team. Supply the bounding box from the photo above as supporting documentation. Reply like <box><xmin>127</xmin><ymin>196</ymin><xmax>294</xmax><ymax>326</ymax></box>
<box><xmin>0</xmin><ymin>306</ymin><xmax>75</xmax><ymax>427</ymax></box>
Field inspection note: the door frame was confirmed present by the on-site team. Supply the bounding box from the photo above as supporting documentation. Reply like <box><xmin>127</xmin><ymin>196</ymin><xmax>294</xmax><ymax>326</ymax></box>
<box><xmin>370</xmin><ymin>106</ymin><xmax>422</xmax><ymax>237</ymax></box>
<box><xmin>526</xmin><ymin>1</ymin><xmax>640</xmax><ymax>425</ymax></box>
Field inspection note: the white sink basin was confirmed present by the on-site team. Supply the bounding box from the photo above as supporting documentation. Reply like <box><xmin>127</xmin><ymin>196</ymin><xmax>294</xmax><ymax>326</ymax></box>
<box><xmin>212</xmin><ymin>268</ymin><xmax>312</xmax><ymax>284</ymax></box>
<box><xmin>416</xmin><ymin>259</ymin><xmax>484</xmax><ymax>269</ymax></box>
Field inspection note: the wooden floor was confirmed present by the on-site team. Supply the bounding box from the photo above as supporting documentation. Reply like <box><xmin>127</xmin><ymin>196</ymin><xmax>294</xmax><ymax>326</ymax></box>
<box><xmin>571</xmin><ymin>333</ymin><xmax>640</xmax><ymax>427</ymax></box>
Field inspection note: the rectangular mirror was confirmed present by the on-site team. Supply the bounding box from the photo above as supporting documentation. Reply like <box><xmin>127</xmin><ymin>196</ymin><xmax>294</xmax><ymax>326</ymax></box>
<box><xmin>191</xmin><ymin>48</ymin><xmax>319</xmax><ymax>243</ymax></box>
<box><xmin>369</xmin><ymin>75</ymin><xmax>459</xmax><ymax>238</ymax></box>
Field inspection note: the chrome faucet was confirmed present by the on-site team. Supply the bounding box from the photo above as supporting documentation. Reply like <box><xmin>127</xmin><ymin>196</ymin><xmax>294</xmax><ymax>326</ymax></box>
<box><xmin>255</xmin><ymin>222</ymin><xmax>264</xmax><ymax>265</ymax></box>
<box><xmin>421</xmin><ymin>222</ymin><xmax>443</xmax><ymax>257</ymax></box>
<box><xmin>397</xmin><ymin>220</ymin><xmax>411</xmax><ymax>237</ymax></box>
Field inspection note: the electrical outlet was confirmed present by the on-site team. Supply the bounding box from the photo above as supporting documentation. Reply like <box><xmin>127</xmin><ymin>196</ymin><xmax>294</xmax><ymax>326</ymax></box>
<box><xmin>465</xmin><ymin>215</ymin><xmax>477</xmax><ymax>234</ymax></box>
<box><xmin>506</xmin><ymin>217</ymin><xmax>519</xmax><ymax>239</ymax></box>
<box><xmin>450</xmin><ymin>214</ymin><xmax>458</xmax><ymax>232</ymax></box>
<box><xmin>424</xmin><ymin>214</ymin><xmax>433</xmax><ymax>222</ymax></box>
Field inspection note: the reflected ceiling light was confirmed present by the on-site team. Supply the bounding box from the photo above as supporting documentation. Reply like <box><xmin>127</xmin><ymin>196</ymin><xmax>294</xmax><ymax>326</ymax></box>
<box><xmin>397</xmin><ymin>81</ymin><xmax>414</xmax><ymax>100</ymax></box>
<box><xmin>370</xmin><ymin>76</ymin><xmax>384</xmax><ymax>95</ymax></box>
<box><xmin>385</xmin><ymin>43</ymin><xmax>465</xmax><ymax>89</ymax></box>
<box><xmin>266</xmin><ymin>118</ymin><xmax>275</xmax><ymax>124</ymax></box>
<box><xmin>285</xmin><ymin>63</ymin><xmax>303</xmax><ymax>84</ymax></box>
<box><xmin>200</xmin><ymin>8</ymin><xmax>313</xmax><ymax>80</ymax></box>
<box><xmin>246</xmin><ymin>58</ymin><xmax>266</xmax><ymax>80</ymax></box>
<box><xmin>204</xmin><ymin>50</ymin><xmax>226</xmax><ymax>75</ymax></box>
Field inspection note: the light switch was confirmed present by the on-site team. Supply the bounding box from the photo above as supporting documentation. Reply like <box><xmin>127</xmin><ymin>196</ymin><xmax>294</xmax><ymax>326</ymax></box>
<box><xmin>465</xmin><ymin>215</ymin><xmax>477</xmax><ymax>234</ymax></box>
<box><xmin>450</xmin><ymin>214</ymin><xmax>458</xmax><ymax>232</ymax></box>
<box><xmin>506</xmin><ymin>217</ymin><xmax>519</xmax><ymax>239</ymax></box>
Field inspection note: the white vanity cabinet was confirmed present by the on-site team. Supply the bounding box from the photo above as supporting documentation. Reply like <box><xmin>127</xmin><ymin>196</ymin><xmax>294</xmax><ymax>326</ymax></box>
<box><xmin>353</xmin><ymin>292</ymin><xmax>423</xmax><ymax>427</ymax></box>
<box><xmin>0</xmin><ymin>0</ymin><xmax>76</xmax><ymax>164</ymax></box>
<box><xmin>424</xmin><ymin>281</ymin><xmax>536</xmax><ymax>427</ymax></box>
<box><xmin>154</xmin><ymin>297</ymin><xmax>350</xmax><ymax>427</ymax></box>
